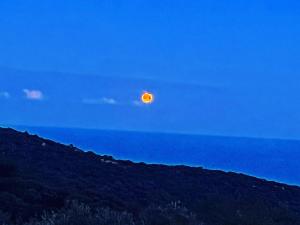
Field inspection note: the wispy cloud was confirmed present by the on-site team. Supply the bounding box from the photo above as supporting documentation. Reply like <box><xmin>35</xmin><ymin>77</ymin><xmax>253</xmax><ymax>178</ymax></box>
<box><xmin>101</xmin><ymin>97</ymin><xmax>117</xmax><ymax>105</ymax></box>
<box><xmin>132</xmin><ymin>100</ymin><xmax>143</xmax><ymax>107</ymax></box>
<box><xmin>23</xmin><ymin>89</ymin><xmax>44</xmax><ymax>100</ymax></box>
<box><xmin>83</xmin><ymin>97</ymin><xmax>118</xmax><ymax>105</ymax></box>
<box><xmin>0</xmin><ymin>91</ymin><xmax>10</xmax><ymax>99</ymax></box>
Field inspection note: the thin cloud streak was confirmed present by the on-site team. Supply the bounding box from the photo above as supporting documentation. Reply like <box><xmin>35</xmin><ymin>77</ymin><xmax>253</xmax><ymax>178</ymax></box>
<box><xmin>0</xmin><ymin>91</ymin><xmax>10</xmax><ymax>99</ymax></box>
<box><xmin>132</xmin><ymin>100</ymin><xmax>143</xmax><ymax>107</ymax></box>
<box><xmin>83</xmin><ymin>97</ymin><xmax>118</xmax><ymax>105</ymax></box>
<box><xmin>23</xmin><ymin>89</ymin><xmax>44</xmax><ymax>100</ymax></box>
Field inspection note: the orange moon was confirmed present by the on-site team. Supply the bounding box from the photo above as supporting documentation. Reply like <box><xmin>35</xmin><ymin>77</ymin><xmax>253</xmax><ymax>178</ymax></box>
<box><xmin>141</xmin><ymin>92</ymin><xmax>154</xmax><ymax>104</ymax></box>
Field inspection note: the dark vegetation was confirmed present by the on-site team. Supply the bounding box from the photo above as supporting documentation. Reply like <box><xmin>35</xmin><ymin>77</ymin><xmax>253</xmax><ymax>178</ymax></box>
<box><xmin>23</xmin><ymin>201</ymin><xmax>200</xmax><ymax>225</ymax></box>
<box><xmin>1</xmin><ymin>127</ymin><xmax>300</xmax><ymax>224</ymax></box>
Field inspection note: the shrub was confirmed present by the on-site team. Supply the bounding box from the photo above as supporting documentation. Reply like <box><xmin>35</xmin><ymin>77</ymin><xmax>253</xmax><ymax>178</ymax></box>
<box><xmin>140</xmin><ymin>202</ymin><xmax>203</xmax><ymax>225</ymax></box>
<box><xmin>25</xmin><ymin>201</ymin><xmax>135</xmax><ymax>225</ymax></box>
<box><xmin>26</xmin><ymin>201</ymin><xmax>204</xmax><ymax>225</ymax></box>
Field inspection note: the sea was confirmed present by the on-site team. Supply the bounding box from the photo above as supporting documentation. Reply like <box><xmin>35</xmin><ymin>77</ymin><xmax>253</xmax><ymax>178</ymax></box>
<box><xmin>8</xmin><ymin>126</ymin><xmax>300</xmax><ymax>186</ymax></box>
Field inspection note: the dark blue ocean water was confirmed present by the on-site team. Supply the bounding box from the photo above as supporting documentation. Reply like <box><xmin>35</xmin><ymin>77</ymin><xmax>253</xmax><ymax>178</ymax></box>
<box><xmin>11</xmin><ymin>126</ymin><xmax>300</xmax><ymax>186</ymax></box>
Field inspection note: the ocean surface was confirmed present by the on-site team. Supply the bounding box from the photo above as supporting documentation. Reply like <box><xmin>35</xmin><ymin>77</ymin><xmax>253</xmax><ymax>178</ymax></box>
<box><xmin>10</xmin><ymin>126</ymin><xmax>300</xmax><ymax>186</ymax></box>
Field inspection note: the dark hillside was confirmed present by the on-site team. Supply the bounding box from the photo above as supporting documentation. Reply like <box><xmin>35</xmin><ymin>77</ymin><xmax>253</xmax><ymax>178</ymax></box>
<box><xmin>1</xmin><ymin>127</ymin><xmax>300</xmax><ymax>225</ymax></box>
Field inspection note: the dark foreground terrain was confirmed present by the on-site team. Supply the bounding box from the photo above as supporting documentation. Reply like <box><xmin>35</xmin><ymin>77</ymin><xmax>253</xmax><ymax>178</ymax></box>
<box><xmin>1</xmin><ymin>128</ymin><xmax>300</xmax><ymax>225</ymax></box>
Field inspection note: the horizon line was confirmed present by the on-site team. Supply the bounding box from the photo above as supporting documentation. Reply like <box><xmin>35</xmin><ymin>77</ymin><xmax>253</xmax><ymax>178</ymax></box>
<box><xmin>2</xmin><ymin>123</ymin><xmax>300</xmax><ymax>142</ymax></box>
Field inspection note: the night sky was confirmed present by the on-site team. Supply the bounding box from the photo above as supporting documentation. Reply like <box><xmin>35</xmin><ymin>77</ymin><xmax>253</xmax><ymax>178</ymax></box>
<box><xmin>0</xmin><ymin>0</ymin><xmax>300</xmax><ymax>138</ymax></box>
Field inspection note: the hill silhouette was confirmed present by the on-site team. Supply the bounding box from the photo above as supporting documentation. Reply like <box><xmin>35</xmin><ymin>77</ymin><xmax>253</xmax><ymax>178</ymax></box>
<box><xmin>1</xmin><ymin>127</ymin><xmax>300</xmax><ymax>225</ymax></box>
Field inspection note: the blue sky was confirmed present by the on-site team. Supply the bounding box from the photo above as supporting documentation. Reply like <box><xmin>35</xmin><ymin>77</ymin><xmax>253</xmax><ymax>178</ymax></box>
<box><xmin>0</xmin><ymin>0</ymin><xmax>300</xmax><ymax>138</ymax></box>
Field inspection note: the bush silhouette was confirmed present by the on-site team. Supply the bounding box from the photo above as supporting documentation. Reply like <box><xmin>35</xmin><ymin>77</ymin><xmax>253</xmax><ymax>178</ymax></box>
<box><xmin>26</xmin><ymin>201</ymin><xmax>135</xmax><ymax>225</ymax></box>
<box><xmin>26</xmin><ymin>201</ymin><xmax>204</xmax><ymax>225</ymax></box>
<box><xmin>140</xmin><ymin>202</ymin><xmax>202</xmax><ymax>225</ymax></box>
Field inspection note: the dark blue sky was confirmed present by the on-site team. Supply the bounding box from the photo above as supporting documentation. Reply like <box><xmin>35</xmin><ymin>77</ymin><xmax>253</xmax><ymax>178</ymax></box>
<box><xmin>0</xmin><ymin>0</ymin><xmax>300</xmax><ymax>138</ymax></box>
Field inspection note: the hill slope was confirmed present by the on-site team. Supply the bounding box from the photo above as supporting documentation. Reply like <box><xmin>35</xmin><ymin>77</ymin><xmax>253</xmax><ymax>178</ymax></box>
<box><xmin>1</xmin><ymin>127</ymin><xmax>300</xmax><ymax>225</ymax></box>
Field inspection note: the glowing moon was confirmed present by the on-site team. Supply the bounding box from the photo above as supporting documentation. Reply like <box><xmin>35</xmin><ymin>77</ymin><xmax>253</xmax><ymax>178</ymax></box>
<box><xmin>141</xmin><ymin>92</ymin><xmax>154</xmax><ymax>104</ymax></box>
